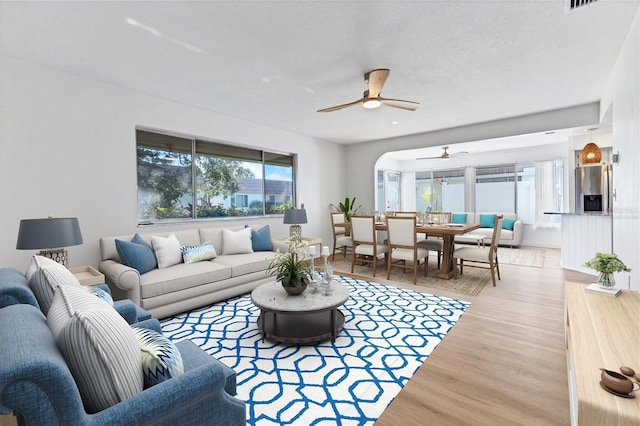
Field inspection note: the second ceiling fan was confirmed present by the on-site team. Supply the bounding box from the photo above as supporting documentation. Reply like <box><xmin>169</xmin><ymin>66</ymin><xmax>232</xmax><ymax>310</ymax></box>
<box><xmin>317</xmin><ymin>68</ymin><xmax>420</xmax><ymax>113</ymax></box>
<box><xmin>417</xmin><ymin>146</ymin><xmax>469</xmax><ymax>160</ymax></box>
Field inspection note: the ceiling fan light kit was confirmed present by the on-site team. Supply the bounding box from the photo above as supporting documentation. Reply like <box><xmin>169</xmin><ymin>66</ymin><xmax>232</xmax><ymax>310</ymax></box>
<box><xmin>318</xmin><ymin>68</ymin><xmax>420</xmax><ymax>113</ymax></box>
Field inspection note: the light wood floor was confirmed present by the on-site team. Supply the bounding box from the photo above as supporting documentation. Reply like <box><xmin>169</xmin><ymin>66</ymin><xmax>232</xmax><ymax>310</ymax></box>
<box><xmin>1</xmin><ymin>248</ymin><xmax>592</xmax><ymax>426</ymax></box>
<box><xmin>366</xmin><ymin>247</ymin><xmax>593</xmax><ymax>426</ymax></box>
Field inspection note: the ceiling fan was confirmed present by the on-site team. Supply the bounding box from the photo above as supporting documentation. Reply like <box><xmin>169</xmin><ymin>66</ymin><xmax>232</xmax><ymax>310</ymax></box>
<box><xmin>417</xmin><ymin>146</ymin><xmax>469</xmax><ymax>160</ymax></box>
<box><xmin>317</xmin><ymin>68</ymin><xmax>420</xmax><ymax>113</ymax></box>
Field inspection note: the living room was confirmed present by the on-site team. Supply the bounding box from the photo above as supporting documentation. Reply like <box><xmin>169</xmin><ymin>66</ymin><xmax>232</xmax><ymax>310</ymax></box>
<box><xmin>1</xmin><ymin>1</ymin><xmax>639</xmax><ymax>425</ymax></box>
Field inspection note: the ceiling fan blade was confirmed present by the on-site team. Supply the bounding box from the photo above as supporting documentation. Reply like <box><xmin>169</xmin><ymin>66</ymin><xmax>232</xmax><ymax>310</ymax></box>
<box><xmin>450</xmin><ymin>151</ymin><xmax>469</xmax><ymax>157</ymax></box>
<box><xmin>380</xmin><ymin>98</ymin><xmax>420</xmax><ymax>111</ymax></box>
<box><xmin>366</xmin><ymin>69</ymin><xmax>390</xmax><ymax>98</ymax></box>
<box><xmin>317</xmin><ymin>98</ymin><xmax>364</xmax><ymax>113</ymax></box>
<box><xmin>416</xmin><ymin>155</ymin><xmax>443</xmax><ymax>160</ymax></box>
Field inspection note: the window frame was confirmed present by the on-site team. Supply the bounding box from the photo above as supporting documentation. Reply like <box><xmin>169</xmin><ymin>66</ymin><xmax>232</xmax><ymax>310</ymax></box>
<box><xmin>136</xmin><ymin>128</ymin><xmax>296</xmax><ymax>224</ymax></box>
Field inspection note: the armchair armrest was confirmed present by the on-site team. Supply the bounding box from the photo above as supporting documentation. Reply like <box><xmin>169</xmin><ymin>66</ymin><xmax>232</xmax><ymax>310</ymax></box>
<box><xmin>88</xmin><ymin>345</ymin><xmax>246</xmax><ymax>426</ymax></box>
<box><xmin>0</xmin><ymin>268</ymin><xmax>38</xmax><ymax>308</ymax></box>
<box><xmin>511</xmin><ymin>220</ymin><xmax>524</xmax><ymax>246</ymax></box>
<box><xmin>98</xmin><ymin>260</ymin><xmax>141</xmax><ymax>305</ymax></box>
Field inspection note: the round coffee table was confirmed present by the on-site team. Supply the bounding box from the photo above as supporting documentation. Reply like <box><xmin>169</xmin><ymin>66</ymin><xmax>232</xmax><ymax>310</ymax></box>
<box><xmin>251</xmin><ymin>280</ymin><xmax>349</xmax><ymax>345</ymax></box>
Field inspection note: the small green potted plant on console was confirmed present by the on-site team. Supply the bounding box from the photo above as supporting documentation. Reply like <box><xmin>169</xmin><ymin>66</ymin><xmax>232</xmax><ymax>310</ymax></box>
<box><xmin>584</xmin><ymin>252</ymin><xmax>631</xmax><ymax>289</ymax></box>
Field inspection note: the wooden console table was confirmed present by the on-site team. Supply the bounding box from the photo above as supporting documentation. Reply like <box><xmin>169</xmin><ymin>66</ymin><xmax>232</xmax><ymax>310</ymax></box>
<box><xmin>565</xmin><ymin>282</ymin><xmax>639</xmax><ymax>425</ymax></box>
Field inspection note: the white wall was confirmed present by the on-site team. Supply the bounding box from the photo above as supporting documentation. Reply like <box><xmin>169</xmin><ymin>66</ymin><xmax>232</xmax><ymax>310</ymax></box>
<box><xmin>0</xmin><ymin>57</ymin><xmax>346</xmax><ymax>271</ymax></box>
<box><xmin>601</xmin><ymin>10</ymin><xmax>640</xmax><ymax>291</ymax></box>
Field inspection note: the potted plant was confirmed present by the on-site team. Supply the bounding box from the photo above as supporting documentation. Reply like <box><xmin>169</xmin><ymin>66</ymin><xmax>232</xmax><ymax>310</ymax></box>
<box><xmin>584</xmin><ymin>252</ymin><xmax>631</xmax><ymax>289</ymax></box>
<box><xmin>267</xmin><ymin>236</ymin><xmax>312</xmax><ymax>295</ymax></box>
<box><xmin>330</xmin><ymin>197</ymin><xmax>361</xmax><ymax>235</ymax></box>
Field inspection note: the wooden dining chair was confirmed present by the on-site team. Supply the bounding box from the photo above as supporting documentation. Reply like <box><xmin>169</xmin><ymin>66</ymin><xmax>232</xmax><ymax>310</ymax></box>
<box><xmin>386</xmin><ymin>216</ymin><xmax>429</xmax><ymax>284</ymax></box>
<box><xmin>453</xmin><ymin>215</ymin><xmax>504</xmax><ymax>286</ymax></box>
<box><xmin>394</xmin><ymin>211</ymin><xmax>417</xmax><ymax>218</ymax></box>
<box><xmin>350</xmin><ymin>215</ymin><xmax>388</xmax><ymax>277</ymax></box>
<box><xmin>330</xmin><ymin>212</ymin><xmax>352</xmax><ymax>261</ymax></box>
<box><xmin>417</xmin><ymin>211</ymin><xmax>452</xmax><ymax>268</ymax></box>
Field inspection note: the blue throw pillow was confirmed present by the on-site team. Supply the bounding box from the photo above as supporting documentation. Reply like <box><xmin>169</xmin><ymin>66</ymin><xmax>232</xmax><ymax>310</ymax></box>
<box><xmin>250</xmin><ymin>225</ymin><xmax>272</xmax><ymax>252</ymax></box>
<box><xmin>479</xmin><ymin>214</ymin><xmax>497</xmax><ymax>228</ymax></box>
<box><xmin>452</xmin><ymin>213</ymin><xmax>467</xmax><ymax>224</ymax></box>
<box><xmin>502</xmin><ymin>218</ymin><xmax>516</xmax><ymax>231</ymax></box>
<box><xmin>115</xmin><ymin>234</ymin><xmax>157</xmax><ymax>274</ymax></box>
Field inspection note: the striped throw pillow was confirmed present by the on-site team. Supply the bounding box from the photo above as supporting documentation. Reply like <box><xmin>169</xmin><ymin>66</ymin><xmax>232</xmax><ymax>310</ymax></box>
<box><xmin>47</xmin><ymin>285</ymin><xmax>143</xmax><ymax>413</ymax></box>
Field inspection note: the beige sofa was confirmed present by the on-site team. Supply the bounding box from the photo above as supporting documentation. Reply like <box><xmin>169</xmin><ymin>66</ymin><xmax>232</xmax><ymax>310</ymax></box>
<box><xmin>99</xmin><ymin>225</ymin><xmax>285</xmax><ymax>319</ymax></box>
<box><xmin>452</xmin><ymin>212</ymin><xmax>523</xmax><ymax>247</ymax></box>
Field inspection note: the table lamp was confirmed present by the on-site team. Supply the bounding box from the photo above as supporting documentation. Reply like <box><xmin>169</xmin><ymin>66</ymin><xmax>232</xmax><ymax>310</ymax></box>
<box><xmin>16</xmin><ymin>216</ymin><xmax>83</xmax><ymax>267</ymax></box>
<box><xmin>283</xmin><ymin>205</ymin><xmax>307</xmax><ymax>239</ymax></box>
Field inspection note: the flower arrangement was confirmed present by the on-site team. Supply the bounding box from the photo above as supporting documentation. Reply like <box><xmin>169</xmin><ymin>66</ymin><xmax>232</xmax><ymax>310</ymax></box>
<box><xmin>584</xmin><ymin>252</ymin><xmax>631</xmax><ymax>274</ymax></box>
<box><xmin>267</xmin><ymin>236</ymin><xmax>312</xmax><ymax>288</ymax></box>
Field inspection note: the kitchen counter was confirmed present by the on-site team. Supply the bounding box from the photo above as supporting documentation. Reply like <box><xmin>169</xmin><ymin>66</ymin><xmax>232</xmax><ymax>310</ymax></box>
<box><xmin>544</xmin><ymin>213</ymin><xmax>612</xmax><ymax>274</ymax></box>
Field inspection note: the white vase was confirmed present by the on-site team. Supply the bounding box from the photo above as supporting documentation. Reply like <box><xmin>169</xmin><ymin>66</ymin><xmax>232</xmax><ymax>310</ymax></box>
<box><xmin>597</xmin><ymin>272</ymin><xmax>615</xmax><ymax>289</ymax></box>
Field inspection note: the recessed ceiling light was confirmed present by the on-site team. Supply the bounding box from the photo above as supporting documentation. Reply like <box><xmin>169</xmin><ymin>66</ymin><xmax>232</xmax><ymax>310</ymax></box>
<box><xmin>391</xmin><ymin>121</ymin><xmax>398</xmax><ymax>125</ymax></box>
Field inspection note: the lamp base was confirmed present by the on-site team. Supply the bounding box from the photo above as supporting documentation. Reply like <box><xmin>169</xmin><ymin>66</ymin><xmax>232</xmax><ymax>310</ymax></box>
<box><xmin>38</xmin><ymin>248</ymin><xmax>69</xmax><ymax>268</ymax></box>
<box><xmin>289</xmin><ymin>224</ymin><xmax>302</xmax><ymax>239</ymax></box>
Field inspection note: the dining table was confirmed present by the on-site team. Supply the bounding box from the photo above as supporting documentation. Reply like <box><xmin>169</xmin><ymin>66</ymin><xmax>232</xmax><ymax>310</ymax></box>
<box><xmin>336</xmin><ymin>221</ymin><xmax>480</xmax><ymax>280</ymax></box>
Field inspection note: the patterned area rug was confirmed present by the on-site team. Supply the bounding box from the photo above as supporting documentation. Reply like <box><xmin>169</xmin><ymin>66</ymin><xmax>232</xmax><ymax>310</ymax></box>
<box><xmin>161</xmin><ymin>276</ymin><xmax>469</xmax><ymax>425</ymax></box>
<box><xmin>330</xmin><ymin>257</ymin><xmax>490</xmax><ymax>296</ymax></box>
<box><xmin>497</xmin><ymin>247</ymin><xmax>546</xmax><ymax>268</ymax></box>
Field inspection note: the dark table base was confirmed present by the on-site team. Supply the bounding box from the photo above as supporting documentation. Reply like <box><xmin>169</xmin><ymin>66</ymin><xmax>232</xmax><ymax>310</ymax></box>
<box><xmin>257</xmin><ymin>309</ymin><xmax>345</xmax><ymax>345</ymax></box>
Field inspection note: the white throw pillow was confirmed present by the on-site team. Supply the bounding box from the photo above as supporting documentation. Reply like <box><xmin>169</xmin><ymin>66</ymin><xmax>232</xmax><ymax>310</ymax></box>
<box><xmin>28</xmin><ymin>258</ymin><xmax>82</xmax><ymax>315</ymax></box>
<box><xmin>222</xmin><ymin>227</ymin><xmax>254</xmax><ymax>255</ymax></box>
<box><xmin>47</xmin><ymin>285</ymin><xmax>143</xmax><ymax>413</ymax></box>
<box><xmin>25</xmin><ymin>255</ymin><xmax>58</xmax><ymax>281</ymax></box>
<box><xmin>151</xmin><ymin>234</ymin><xmax>183</xmax><ymax>269</ymax></box>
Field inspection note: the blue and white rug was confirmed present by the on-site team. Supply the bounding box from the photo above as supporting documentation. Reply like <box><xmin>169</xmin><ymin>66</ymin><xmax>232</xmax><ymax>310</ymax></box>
<box><xmin>161</xmin><ymin>276</ymin><xmax>470</xmax><ymax>425</ymax></box>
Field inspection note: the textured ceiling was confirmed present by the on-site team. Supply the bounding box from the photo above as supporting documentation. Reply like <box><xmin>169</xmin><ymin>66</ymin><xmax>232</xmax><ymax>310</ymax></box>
<box><xmin>1</xmin><ymin>1</ymin><xmax>638</xmax><ymax>145</ymax></box>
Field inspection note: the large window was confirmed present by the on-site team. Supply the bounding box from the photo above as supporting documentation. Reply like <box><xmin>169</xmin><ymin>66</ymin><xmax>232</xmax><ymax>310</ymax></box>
<box><xmin>414</xmin><ymin>160</ymin><xmax>563</xmax><ymax>225</ymax></box>
<box><xmin>137</xmin><ymin>129</ymin><xmax>295</xmax><ymax>222</ymax></box>
<box><xmin>416</xmin><ymin>169</ymin><xmax>465</xmax><ymax>212</ymax></box>
<box><xmin>475</xmin><ymin>165</ymin><xmax>516</xmax><ymax>213</ymax></box>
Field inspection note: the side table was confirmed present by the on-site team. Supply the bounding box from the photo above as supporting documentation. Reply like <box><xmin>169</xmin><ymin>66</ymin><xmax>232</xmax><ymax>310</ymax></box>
<box><xmin>274</xmin><ymin>236</ymin><xmax>322</xmax><ymax>258</ymax></box>
<box><xmin>69</xmin><ymin>266</ymin><xmax>105</xmax><ymax>286</ymax></box>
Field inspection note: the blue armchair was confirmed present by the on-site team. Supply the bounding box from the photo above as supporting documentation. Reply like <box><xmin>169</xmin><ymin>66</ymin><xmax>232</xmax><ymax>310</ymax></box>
<box><xmin>0</xmin><ymin>268</ymin><xmax>246</xmax><ymax>425</ymax></box>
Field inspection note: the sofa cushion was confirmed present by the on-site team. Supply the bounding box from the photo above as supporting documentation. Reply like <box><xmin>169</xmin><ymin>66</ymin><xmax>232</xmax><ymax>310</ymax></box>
<box><xmin>139</xmin><ymin>262</ymin><xmax>232</xmax><ymax>299</ymax></box>
<box><xmin>249</xmin><ymin>225</ymin><xmax>272</xmax><ymax>252</ymax></box>
<box><xmin>222</xmin><ymin>227</ymin><xmax>253</xmax><ymax>255</ymax></box>
<box><xmin>151</xmin><ymin>234</ymin><xmax>183</xmax><ymax>269</ymax></box>
<box><xmin>29</xmin><ymin>258</ymin><xmax>82</xmax><ymax>315</ymax></box>
<box><xmin>214</xmin><ymin>252</ymin><xmax>274</xmax><ymax>277</ymax></box>
<box><xmin>115</xmin><ymin>234</ymin><xmax>157</xmax><ymax>274</ymax></box>
<box><xmin>479</xmin><ymin>214</ymin><xmax>497</xmax><ymax>228</ymax></box>
<box><xmin>181</xmin><ymin>241</ymin><xmax>217</xmax><ymax>264</ymax></box>
<box><xmin>451</xmin><ymin>213</ymin><xmax>467</xmax><ymax>224</ymax></box>
<box><xmin>132</xmin><ymin>327</ymin><xmax>184</xmax><ymax>388</ymax></box>
<box><xmin>502</xmin><ymin>218</ymin><xmax>516</xmax><ymax>231</ymax></box>
<box><xmin>47</xmin><ymin>285</ymin><xmax>143</xmax><ymax>413</ymax></box>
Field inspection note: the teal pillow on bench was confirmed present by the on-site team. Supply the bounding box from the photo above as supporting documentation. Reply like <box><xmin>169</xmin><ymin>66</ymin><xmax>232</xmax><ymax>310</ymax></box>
<box><xmin>451</xmin><ymin>213</ymin><xmax>467</xmax><ymax>224</ymax></box>
<box><xmin>479</xmin><ymin>214</ymin><xmax>497</xmax><ymax>228</ymax></box>
<box><xmin>502</xmin><ymin>218</ymin><xmax>516</xmax><ymax>231</ymax></box>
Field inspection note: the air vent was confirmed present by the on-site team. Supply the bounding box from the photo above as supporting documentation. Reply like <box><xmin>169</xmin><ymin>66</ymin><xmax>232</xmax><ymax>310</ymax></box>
<box><xmin>565</xmin><ymin>0</ymin><xmax>598</xmax><ymax>13</ymax></box>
